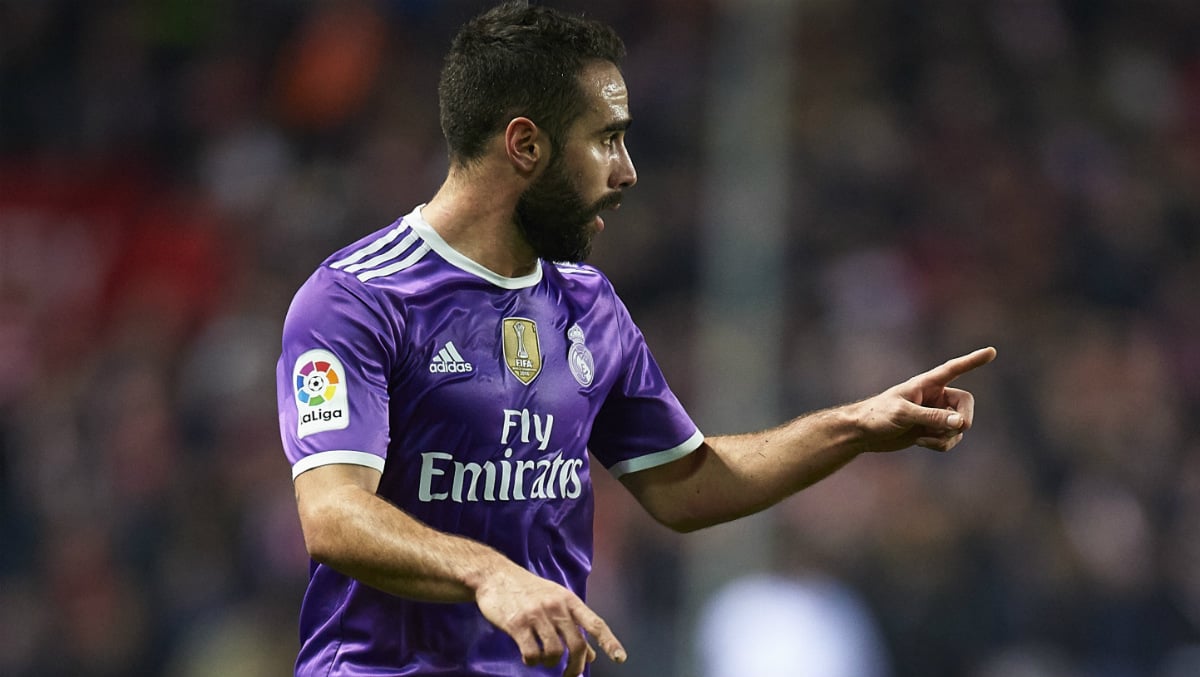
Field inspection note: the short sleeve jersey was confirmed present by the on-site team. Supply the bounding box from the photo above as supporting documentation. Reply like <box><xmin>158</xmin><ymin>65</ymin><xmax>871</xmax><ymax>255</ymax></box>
<box><xmin>276</xmin><ymin>206</ymin><xmax>703</xmax><ymax>676</ymax></box>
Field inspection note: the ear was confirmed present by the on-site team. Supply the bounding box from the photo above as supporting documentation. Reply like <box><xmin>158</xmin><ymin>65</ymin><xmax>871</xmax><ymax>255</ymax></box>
<box><xmin>504</xmin><ymin>117</ymin><xmax>545</xmax><ymax>175</ymax></box>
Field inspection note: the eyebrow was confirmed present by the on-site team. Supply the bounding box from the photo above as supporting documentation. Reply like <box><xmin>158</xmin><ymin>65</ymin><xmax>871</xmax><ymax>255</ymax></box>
<box><xmin>600</xmin><ymin>118</ymin><xmax>632</xmax><ymax>134</ymax></box>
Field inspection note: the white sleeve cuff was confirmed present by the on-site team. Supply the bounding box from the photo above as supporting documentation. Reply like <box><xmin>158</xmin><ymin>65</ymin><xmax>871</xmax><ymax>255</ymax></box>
<box><xmin>291</xmin><ymin>450</ymin><xmax>386</xmax><ymax>480</ymax></box>
<box><xmin>607</xmin><ymin>430</ymin><xmax>705</xmax><ymax>479</ymax></box>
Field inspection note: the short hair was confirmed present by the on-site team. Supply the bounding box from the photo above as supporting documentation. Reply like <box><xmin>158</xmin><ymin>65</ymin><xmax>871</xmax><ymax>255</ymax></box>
<box><xmin>438</xmin><ymin>1</ymin><xmax>626</xmax><ymax>164</ymax></box>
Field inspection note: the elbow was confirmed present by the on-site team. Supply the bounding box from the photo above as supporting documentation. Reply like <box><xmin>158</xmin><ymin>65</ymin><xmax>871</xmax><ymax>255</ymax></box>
<box><xmin>632</xmin><ymin>485</ymin><xmax>724</xmax><ymax>533</ymax></box>
<box><xmin>292</xmin><ymin>465</ymin><xmax>382</xmax><ymax>566</ymax></box>
<box><xmin>642</xmin><ymin>494</ymin><xmax>755</xmax><ymax>533</ymax></box>
<box><xmin>663</xmin><ymin>518</ymin><xmax>706</xmax><ymax>534</ymax></box>
<box><xmin>299</xmin><ymin>516</ymin><xmax>335</xmax><ymax>564</ymax></box>
<box><xmin>296</xmin><ymin>495</ymin><xmax>348</xmax><ymax>564</ymax></box>
<box><xmin>301</xmin><ymin>523</ymin><xmax>337</xmax><ymax>564</ymax></box>
<box><xmin>643</xmin><ymin>503</ymin><xmax>714</xmax><ymax>534</ymax></box>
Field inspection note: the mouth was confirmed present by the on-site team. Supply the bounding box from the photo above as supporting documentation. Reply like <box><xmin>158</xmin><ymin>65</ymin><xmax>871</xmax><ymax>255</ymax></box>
<box><xmin>600</xmin><ymin>193</ymin><xmax>623</xmax><ymax>211</ymax></box>
<box><xmin>592</xmin><ymin>195</ymin><xmax>622</xmax><ymax>232</ymax></box>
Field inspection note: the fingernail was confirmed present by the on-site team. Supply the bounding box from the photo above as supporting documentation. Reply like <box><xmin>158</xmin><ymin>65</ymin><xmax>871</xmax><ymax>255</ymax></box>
<box><xmin>615</xmin><ymin>650</ymin><xmax>627</xmax><ymax>662</ymax></box>
<box><xmin>947</xmin><ymin>413</ymin><xmax>963</xmax><ymax>428</ymax></box>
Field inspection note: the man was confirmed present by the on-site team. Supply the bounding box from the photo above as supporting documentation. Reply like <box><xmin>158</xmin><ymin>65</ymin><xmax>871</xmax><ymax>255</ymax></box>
<box><xmin>276</xmin><ymin>2</ymin><xmax>996</xmax><ymax>676</ymax></box>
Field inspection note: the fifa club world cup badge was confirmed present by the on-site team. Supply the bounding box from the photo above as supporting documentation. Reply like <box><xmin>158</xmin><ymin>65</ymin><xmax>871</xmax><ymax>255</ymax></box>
<box><xmin>502</xmin><ymin>317</ymin><xmax>542</xmax><ymax>385</ymax></box>
<box><xmin>566</xmin><ymin>323</ymin><xmax>594</xmax><ymax>387</ymax></box>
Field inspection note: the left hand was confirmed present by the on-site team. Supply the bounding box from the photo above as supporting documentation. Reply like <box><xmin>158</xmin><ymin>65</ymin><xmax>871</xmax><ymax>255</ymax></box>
<box><xmin>854</xmin><ymin>347</ymin><xmax>997</xmax><ymax>453</ymax></box>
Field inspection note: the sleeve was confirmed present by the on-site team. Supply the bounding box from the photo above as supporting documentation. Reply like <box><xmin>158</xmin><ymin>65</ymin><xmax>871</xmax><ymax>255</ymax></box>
<box><xmin>277</xmin><ymin>267</ymin><xmax>396</xmax><ymax>479</ymax></box>
<box><xmin>588</xmin><ymin>288</ymin><xmax>704</xmax><ymax>479</ymax></box>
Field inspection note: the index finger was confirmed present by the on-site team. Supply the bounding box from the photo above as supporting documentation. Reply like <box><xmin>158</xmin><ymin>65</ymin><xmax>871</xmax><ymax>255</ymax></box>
<box><xmin>571</xmin><ymin>602</ymin><xmax>626</xmax><ymax>664</ymax></box>
<box><xmin>919</xmin><ymin>347</ymin><xmax>997</xmax><ymax>386</ymax></box>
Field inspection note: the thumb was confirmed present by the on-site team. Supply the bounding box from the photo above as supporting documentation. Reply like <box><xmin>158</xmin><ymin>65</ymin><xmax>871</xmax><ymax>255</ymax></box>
<box><xmin>907</xmin><ymin>401</ymin><xmax>962</xmax><ymax>431</ymax></box>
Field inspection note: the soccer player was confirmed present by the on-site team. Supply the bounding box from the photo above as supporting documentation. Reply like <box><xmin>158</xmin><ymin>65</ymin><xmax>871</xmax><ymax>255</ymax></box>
<box><xmin>275</xmin><ymin>2</ymin><xmax>996</xmax><ymax>676</ymax></box>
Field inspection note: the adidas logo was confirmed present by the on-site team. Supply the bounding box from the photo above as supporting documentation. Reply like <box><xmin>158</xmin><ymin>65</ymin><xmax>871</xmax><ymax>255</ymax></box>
<box><xmin>429</xmin><ymin>341</ymin><xmax>474</xmax><ymax>374</ymax></box>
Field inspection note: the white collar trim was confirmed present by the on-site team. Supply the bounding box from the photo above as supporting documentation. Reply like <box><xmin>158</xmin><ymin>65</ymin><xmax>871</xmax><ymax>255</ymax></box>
<box><xmin>406</xmin><ymin>205</ymin><xmax>543</xmax><ymax>290</ymax></box>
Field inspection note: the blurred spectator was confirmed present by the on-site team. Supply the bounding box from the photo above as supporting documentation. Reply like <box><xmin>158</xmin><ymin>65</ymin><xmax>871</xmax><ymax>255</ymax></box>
<box><xmin>696</xmin><ymin>573</ymin><xmax>892</xmax><ymax>677</ymax></box>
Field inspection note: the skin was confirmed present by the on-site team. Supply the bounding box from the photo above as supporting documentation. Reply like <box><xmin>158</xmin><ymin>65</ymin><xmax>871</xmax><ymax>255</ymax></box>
<box><xmin>292</xmin><ymin>60</ymin><xmax>997</xmax><ymax>677</ymax></box>
<box><xmin>420</xmin><ymin>60</ymin><xmax>636</xmax><ymax>278</ymax></box>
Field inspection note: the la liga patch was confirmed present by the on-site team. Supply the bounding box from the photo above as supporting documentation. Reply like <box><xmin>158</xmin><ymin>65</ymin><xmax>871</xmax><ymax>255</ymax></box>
<box><xmin>293</xmin><ymin>348</ymin><xmax>350</xmax><ymax>438</ymax></box>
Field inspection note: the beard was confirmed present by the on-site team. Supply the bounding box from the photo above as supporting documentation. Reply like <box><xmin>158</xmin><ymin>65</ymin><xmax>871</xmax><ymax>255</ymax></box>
<box><xmin>515</xmin><ymin>155</ymin><xmax>621</xmax><ymax>263</ymax></box>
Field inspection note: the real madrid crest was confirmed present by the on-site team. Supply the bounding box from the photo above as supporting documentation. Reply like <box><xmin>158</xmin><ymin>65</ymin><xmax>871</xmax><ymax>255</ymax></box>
<box><xmin>566</xmin><ymin>323</ymin><xmax>594</xmax><ymax>387</ymax></box>
<box><xmin>502</xmin><ymin>317</ymin><xmax>542</xmax><ymax>385</ymax></box>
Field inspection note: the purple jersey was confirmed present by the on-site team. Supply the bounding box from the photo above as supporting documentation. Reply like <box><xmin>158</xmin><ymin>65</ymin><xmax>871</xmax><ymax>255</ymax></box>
<box><xmin>276</xmin><ymin>206</ymin><xmax>703</xmax><ymax>676</ymax></box>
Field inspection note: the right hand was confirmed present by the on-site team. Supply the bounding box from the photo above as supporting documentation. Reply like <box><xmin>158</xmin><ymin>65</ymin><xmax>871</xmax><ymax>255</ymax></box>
<box><xmin>854</xmin><ymin>346</ymin><xmax>996</xmax><ymax>453</ymax></box>
<box><xmin>474</xmin><ymin>563</ymin><xmax>627</xmax><ymax>677</ymax></box>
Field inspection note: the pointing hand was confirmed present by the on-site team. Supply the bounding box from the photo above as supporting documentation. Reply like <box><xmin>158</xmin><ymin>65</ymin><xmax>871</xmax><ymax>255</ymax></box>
<box><xmin>854</xmin><ymin>347</ymin><xmax>997</xmax><ymax>453</ymax></box>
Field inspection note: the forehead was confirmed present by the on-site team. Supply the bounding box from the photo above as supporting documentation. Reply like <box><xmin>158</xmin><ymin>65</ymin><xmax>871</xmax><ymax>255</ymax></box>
<box><xmin>574</xmin><ymin>61</ymin><xmax>629</xmax><ymax>126</ymax></box>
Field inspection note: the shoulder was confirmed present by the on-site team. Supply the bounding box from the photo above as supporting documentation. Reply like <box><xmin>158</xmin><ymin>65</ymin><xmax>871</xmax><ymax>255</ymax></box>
<box><xmin>293</xmin><ymin>214</ymin><xmax>454</xmax><ymax>312</ymax></box>
<box><xmin>550</xmin><ymin>260</ymin><xmax>605</xmax><ymax>278</ymax></box>
<box><xmin>547</xmin><ymin>261</ymin><xmax>636</xmax><ymax>325</ymax></box>
<box><xmin>320</xmin><ymin>217</ymin><xmax>436</xmax><ymax>289</ymax></box>
<box><xmin>547</xmin><ymin>261</ymin><xmax>618</xmax><ymax>296</ymax></box>
<box><xmin>284</xmin><ymin>218</ymin><xmax>421</xmax><ymax>331</ymax></box>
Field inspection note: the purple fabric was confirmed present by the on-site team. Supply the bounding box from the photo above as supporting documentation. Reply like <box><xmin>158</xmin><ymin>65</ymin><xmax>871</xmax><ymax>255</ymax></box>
<box><xmin>277</xmin><ymin>207</ymin><xmax>701</xmax><ymax>676</ymax></box>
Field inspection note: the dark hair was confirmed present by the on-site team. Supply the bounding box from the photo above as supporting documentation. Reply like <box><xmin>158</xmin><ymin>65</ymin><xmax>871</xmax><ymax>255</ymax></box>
<box><xmin>438</xmin><ymin>1</ymin><xmax>626</xmax><ymax>164</ymax></box>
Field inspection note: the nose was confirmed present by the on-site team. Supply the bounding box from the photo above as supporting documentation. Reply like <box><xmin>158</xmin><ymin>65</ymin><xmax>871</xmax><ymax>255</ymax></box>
<box><xmin>611</xmin><ymin>142</ymin><xmax>637</xmax><ymax>190</ymax></box>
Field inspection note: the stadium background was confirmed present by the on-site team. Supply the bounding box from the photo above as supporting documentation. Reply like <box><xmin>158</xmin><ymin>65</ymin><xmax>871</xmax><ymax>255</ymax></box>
<box><xmin>1</xmin><ymin>1</ymin><xmax>1198</xmax><ymax>675</ymax></box>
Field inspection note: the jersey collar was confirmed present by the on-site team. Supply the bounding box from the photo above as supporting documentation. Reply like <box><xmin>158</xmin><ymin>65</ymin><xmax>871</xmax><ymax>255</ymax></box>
<box><xmin>407</xmin><ymin>205</ymin><xmax>544</xmax><ymax>290</ymax></box>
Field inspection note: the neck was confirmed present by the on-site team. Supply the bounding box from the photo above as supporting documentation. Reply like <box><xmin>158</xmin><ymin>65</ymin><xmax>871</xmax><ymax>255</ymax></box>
<box><xmin>422</xmin><ymin>166</ymin><xmax>537</xmax><ymax>279</ymax></box>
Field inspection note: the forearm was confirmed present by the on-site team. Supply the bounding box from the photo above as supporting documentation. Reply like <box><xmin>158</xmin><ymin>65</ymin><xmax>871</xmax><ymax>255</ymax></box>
<box><xmin>625</xmin><ymin>404</ymin><xmax>865</xmax><ymax>532</ymax></box>
<box><xmin>712</xmin><ymin>405</ymin><xmax>864</xmax><ymax>501</ymax></box>
<box><xmin>293</xmin><ymin>463</ymin><xmax>628</xmax><ymax>669</ymax></box>
<box><xmin>298</xmin><ymin>480</ymin><xmax>512</xmax><ymax>602</ymax></box>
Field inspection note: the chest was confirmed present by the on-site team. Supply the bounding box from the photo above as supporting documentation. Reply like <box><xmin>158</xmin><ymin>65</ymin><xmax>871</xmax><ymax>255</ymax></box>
<box><xmin>386</xmin><ymin>283</ymin><xmax>619</xmax><ymax>451</ymax></box>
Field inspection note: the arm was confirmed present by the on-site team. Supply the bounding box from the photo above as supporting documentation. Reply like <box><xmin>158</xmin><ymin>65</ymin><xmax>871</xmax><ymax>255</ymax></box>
<box><xmin>621</xmin><ymin>347</ymin><xmax>996</xmax><ymax>532</ymax></box>
<box><xmin>294</xmin><ymin>463</ymin><xmax>626</xmax><ymax>675</ymax></box>
<box><xmin>280</xmin><ymin>273</ymin><xmax>623</xmax><ymax>675</ymax></box>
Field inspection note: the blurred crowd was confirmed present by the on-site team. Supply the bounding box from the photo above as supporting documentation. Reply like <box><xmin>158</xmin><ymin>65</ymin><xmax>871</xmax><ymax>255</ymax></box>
<box><xmin>1</xmin><ymin>1</ymin><xmax>1198</xmax><ymax>676</ymax></box>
